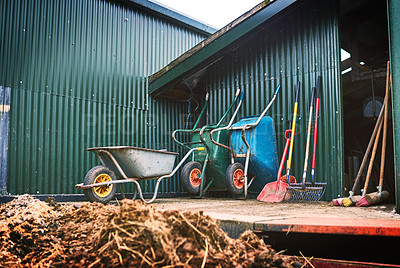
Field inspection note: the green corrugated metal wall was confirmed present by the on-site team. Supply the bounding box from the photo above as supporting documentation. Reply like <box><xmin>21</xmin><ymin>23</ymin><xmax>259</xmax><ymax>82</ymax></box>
<box><xmin>0</xmin><ymin>0</ymin><xmax>207</xmax><ymax>194</ymax></box>
<box><xmin>205</xmin><ymin>0</ymin><xmax>343</xmax><ymax>200</ymax></box>
<box><xmin>388</xmin><ymin>0</ymin><xmax>400</xmax><ymax>212</ymax></box>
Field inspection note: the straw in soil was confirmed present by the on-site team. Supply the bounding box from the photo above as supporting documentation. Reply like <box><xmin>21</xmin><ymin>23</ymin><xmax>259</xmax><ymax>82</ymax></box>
<box><xmin>0</xmin><ymin>196</ymin><xmax>303</xmax><ymax>267</ymax></box>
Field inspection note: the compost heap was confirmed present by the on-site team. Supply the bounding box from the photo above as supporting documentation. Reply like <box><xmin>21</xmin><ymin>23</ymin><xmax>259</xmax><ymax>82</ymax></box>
<box><xmin>0</xmin><ymin>195</ymin><xmax>300</xmax><ymax>267</ymax></box>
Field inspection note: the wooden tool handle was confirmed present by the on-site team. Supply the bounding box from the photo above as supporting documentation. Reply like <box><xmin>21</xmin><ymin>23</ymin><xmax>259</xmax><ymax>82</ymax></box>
<box><xmin>363</xmin><ymin>118</ymin><xmax>383</xmax><ymax>195</ymax></box>
<box><xmin>378</xmin><ymin>61</ymin><xmax>390</xmax><ymax>189</ymax></box>
<box><xmin>350</xmin><ymin>102</ymin><xmax>385</xmax><ymax>193</ymax></box>
<box><xmin>302</xmin><ymin>87</ymin><xmax>315</xmax><ymax>185</ymax></box>
<box><xmin>286</xmin><ymin>81</ymin><xmax>301</xmax><ymax>172</ymax></box>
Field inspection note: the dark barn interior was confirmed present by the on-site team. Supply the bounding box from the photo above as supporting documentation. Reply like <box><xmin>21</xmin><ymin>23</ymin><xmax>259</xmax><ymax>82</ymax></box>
<box><xmin>340</xmin><ymin>0</ymin><xmax>394</xmax><ymax>201</ymax></box>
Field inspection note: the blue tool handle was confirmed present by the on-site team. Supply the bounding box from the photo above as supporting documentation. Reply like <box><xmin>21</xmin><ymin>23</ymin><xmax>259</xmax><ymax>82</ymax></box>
<box><xmin>240</xmin><ymin>91</ymin><xmax>245</xmax><ymax>101</ymax></box>
<box><xmin>311</xmin><ymin>168</ymin><xmax>315</xmax><ymax>184</ymax></box>
<box><xmin>274</xmin><ymin>85</ymin><xmax>281</xmax><ymax>95</ymax></box>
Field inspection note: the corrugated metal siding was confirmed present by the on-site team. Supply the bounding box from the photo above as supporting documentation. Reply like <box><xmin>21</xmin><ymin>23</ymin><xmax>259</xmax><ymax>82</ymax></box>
<box><xmin>205</xmin><ymin>0</ymin><xmax>343</xmax><ymax>200</ymax></box>
<box><xmin>388</xmin><ymin>0</ymin><xmax>400</xmax><ymax>212</ymax></box>
<box><xmin>0</xmin><ymin>0</ymin><xmax>207</xmax><ymax>194</ymax></box>
<box><xmin>0</xmin><ymin>86</ymin><xmax>10</xmax><ymax>194</ymax></box>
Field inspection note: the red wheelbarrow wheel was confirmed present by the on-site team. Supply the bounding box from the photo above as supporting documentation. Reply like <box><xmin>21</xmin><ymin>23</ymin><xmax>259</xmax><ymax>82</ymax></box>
<box><xmin>180</xmin><ymin>161</ymin><xmax>204</xmax><ymax>195</ymax></box>
<box><xmin>84</xmin><ymin>165</ymin><xmax>117</xmax><ymax>204</ymax></box>
<box><xmin>225</xmin><ymin>162</ymin><xmax>245</xmax><ymax>195</ymax></box>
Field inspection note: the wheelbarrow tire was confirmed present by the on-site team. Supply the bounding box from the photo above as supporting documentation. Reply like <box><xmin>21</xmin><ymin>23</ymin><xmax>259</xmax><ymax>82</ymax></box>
<box><xmin>180</xmin><ymin>161</ymin><xmax>203</xmax><ymax>195</ymax></box>
<box><xmin>83</xmin><ymin>165</ymin><xmax>117</xmax><ymax>204</ymax></box>
<box><xmin>225</xmin><ymin>162</ymin><xmax>245</xmax><ymax>195</ymax></box>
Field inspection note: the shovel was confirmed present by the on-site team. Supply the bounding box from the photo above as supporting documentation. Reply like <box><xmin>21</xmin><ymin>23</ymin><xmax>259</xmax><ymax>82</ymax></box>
<box><xmin>257</xmin><ymin>82</ymin><xmax>301</xmax><ymax>202</ymax></box>
<box><xmin>257</xmin><ymin>129</ymin><xmax>291</xmax><ymax>202</ymax></box>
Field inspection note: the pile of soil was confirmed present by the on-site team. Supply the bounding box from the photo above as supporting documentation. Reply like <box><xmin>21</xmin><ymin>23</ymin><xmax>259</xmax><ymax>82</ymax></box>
<box><xmin>0</xmin><ymin>195</ymin><xmax>302</xmax><ymax>267</ymax></box>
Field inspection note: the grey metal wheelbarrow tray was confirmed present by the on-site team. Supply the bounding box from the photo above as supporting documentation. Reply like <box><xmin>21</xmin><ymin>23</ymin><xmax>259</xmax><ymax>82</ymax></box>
<box><xmin>88</xmin><ymin>146</ymin><xmax>179</xmax><ymax>179</ymax></box>
<box><xmin>76</xmin><ymin>146</ymin><xmax>201</xmax><ymax>203</ymax></box>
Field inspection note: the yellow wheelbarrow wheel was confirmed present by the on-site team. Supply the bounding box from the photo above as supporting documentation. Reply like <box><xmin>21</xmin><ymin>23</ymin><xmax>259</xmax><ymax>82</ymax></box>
<box><xmin>93</xmin><ymin>173</ymin><xmax>113</xmax><ymax>197</ymax></box>
<box><xmin>83</xmin><ymin>165</ymin><xmax>117</xmax><ymax>204</ymax></box>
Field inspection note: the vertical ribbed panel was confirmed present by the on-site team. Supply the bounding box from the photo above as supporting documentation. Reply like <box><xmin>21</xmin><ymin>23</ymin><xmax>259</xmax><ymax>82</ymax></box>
<box><xmin>206</xmin><ymin>0</ymin><xmax>343</xmax><ymax>200</ymax></box>
<box><xmin>0</xmin><ymin>86</ymin><xmax>10</xmax><ymax>194</ymax></box>
<box><xmin>388</xmin><ymin>0</ymin><xmax>400</xmax><ymax>212</ymax></box>
<box><xmin>0</xmin><ymin>0</ymin><xmax>207</xmax><ymax>194</ymax></box>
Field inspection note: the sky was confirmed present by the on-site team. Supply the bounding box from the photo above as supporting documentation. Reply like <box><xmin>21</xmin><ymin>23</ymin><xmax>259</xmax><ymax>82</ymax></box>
<box><xmin>153</xmin><ymin>0</ymin><xmax>262</xmax><ymax>29</ymax></box>
<box><xmin>153</xmin><ymin>0</ymin><xmax>350</xmax><ymax>64</ymax></box>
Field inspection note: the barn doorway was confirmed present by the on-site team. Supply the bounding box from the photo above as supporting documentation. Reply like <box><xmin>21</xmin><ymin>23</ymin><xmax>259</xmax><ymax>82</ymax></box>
<box><xmin>340</xmin><ymin>0</ymin><xmax>394</xmax><ymax>202</ymax></box>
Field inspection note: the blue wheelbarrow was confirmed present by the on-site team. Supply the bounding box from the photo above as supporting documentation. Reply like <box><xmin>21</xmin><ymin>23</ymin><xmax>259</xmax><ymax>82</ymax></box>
<box><xmin>210</xmin><ymin>86</ymin><xmax>281</xmax><ymax>198</ymax></box>
<box><xmin>75</xmin><ymin>146</ymin><xmax>204</xmax><ymax>204</ymax></box>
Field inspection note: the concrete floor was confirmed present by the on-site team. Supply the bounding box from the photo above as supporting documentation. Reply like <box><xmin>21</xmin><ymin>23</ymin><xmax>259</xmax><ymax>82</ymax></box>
<box><xmin>151</xmin><ymin>197</ymin><xmax>400</xmax><ymax>223</ymax></box>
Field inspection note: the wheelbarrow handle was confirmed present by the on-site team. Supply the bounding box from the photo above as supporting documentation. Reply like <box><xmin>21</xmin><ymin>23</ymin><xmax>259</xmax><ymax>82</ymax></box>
<box><xmin>252</xmin><ymin>85</ymin><xmax>281</xmax><ymax>127</ymax></box>
<box><xmin>274</xmin><ymin>84</ymin><xmax>281</xmax><ymax>95</ymax></box>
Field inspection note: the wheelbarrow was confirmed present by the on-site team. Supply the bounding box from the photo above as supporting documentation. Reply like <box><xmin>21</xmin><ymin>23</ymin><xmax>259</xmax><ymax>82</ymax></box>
<box><xmin>210</xmin><ymin>85</ymin><xmax>280</xmax><ymax>198</ymax></box>
<box><xmin>75</xmin><ymin>146</ymin><xmax>204</xmax><ymax>204</ymax></box>
<box><xmin>173</xmin><ymin>89</ymin><xmax>244</xmax><ymax>197</ymax></box>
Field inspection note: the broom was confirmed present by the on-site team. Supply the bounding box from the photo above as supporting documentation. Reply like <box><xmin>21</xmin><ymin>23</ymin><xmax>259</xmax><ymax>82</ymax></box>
<box><xmin>342</xmin><ymin>110</ymin><xmax>383</xmax><ymax>207</ymax></box>
<box><xmin>356</xmin><ymin>61</ymin><xmax>391</xmax><ymax>207</ymax></box>
<box><xmin>332</xmin><ymin>102</ymin><xmax>384</xmax><ymax>206</ymax></box>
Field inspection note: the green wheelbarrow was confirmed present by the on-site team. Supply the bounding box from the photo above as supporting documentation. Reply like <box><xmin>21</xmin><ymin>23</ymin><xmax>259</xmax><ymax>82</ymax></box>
<box><xmin>75</xmin><ymin>146</ymin><xmax>204</xmax><ymax>204</ymax></box>
<box><xmin>172</xmin><ymin>89</ymin><xmax>245</xmax><ymax>197</ymax></box>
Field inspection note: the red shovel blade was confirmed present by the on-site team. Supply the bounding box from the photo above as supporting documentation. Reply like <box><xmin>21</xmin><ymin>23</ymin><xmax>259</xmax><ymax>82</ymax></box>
<box><xmin>257</xmin><ymin>180</ymin><xmax>289</xmax><ymax>203</ymax></box>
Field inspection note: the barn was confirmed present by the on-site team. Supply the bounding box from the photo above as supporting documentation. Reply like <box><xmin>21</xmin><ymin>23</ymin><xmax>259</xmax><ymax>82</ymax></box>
<box><xmin>1</xmin><ymin>0</ymin><xmax>400</xmax><ymax>213</ymax></box>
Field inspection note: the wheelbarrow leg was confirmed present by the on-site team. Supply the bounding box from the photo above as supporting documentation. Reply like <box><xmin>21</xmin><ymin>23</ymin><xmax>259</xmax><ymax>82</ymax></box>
<box><xmin>199</xmin><ymin>157</ymin><xmax>209</xmax><ymax>198</ymax></box>
<box><xmin>134</xmin><ymin>147</ymin><xmax>202</xmax><ymax>204</ymax></box>
<box><xmin>118</xmin><ymin>184</ymin><xmax>126</xmax><ymax>199</ymax></box>
<box><xmin>241</xmin><ymin>125</ymin><xmax>251</xmax><ymax>199</ymax></box>
<box><xmin>132</xmin><ymin>186</ymin><xmax>137</xmax><ymax>200</ymax></box>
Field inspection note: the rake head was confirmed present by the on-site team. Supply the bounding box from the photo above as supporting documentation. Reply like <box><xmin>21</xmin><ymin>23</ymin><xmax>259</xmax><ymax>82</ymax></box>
<box><xmin>283</xmin><ymin>182</ymin><xmax>327</xmax><ymax>202</ymax></box>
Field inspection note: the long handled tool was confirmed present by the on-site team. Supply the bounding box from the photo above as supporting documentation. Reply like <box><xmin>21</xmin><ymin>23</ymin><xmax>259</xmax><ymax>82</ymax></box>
<box><xmin>333</xmin><ymin>101</ymin><xmax>385</xmax><ymax>206</ymax></box>
<box><xmin>257</xmin><ymin>129</ymin><xmax>291</xmax><ymax>202</ymax></box>
<box><xmin>284</xmin><ymin>87</ymin><xmax>315</xmax><ymax>201</ymax></box>
<box><xmin>339</xmin><ymin>62</ymin><xmax>390</xmax><ymax>207</ymax></box>
<box><xmin>357</xmin><ymin>61</ymin><xmax>391</xmax><ymax>207</ymax></box>
<box><xmin>310</xmin><ymin>78</ymin><xmax>326</xmax><ymax>189</ymax></box>
<box><xmin>303</xmin><ymin>87</ymin><xmax>315</xmax><ymax>186</ymax></box>
<box><xmin>257</xmin><ymin>82</ymin><xmax>300</xmax><ymax>202</ymax></box>
<box><xmin>284</xmin><ymin>77</ymin><xmax>327</xmax><ymax>202</ymax></box>
<box><xmin>343</xmin><ymin>115</ymin><xmax>383</xmax><ymax>206</ymax></box>
<box><xmin>281</xmin><ymin>81</ymin><xmax>301</xmax><ymax>183</ymax></box>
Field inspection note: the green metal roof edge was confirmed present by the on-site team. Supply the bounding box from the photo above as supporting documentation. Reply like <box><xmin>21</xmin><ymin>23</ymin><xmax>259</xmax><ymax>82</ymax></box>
<box><xmin>149</xmin><ymin>0</ymin><xmax>298</xmax><ymax>97</ymax></box>
<box><xmin>128</xmin><ymin>0</ymin><xmax>217</xmax><ymax>35</ymax></box>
